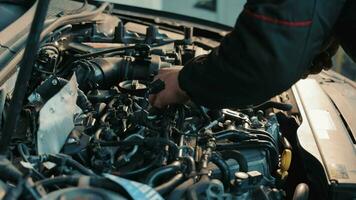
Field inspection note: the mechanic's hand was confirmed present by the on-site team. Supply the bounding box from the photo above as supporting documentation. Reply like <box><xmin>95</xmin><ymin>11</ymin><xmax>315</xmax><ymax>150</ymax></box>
<box><xmin>149</xmin><ymin>66</ymin><xmax>189</xmax><ymax>108</ymax></box>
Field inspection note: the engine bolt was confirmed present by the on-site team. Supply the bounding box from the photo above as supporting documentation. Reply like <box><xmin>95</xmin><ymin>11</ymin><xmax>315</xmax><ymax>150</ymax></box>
<box><xmin>67</xmin><ymin>138</ymin><xmax>77</xmax><ymax>144</ymax></box>
<box><xmin>51</xmin><ymin>79</ymin><xmax>58</xmax><ymax>85</ymax></box>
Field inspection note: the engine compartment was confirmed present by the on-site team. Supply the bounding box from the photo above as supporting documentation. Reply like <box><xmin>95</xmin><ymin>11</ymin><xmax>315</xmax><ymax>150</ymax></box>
<box><xmin>0</xmin><ymin>9</ymin><xmax>311</xmax><ymax>200</ymax></box>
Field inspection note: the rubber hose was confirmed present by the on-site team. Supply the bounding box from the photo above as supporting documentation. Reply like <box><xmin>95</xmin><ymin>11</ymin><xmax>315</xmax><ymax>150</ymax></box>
<box><xmin>216</xmin><ymin>141</ymin><xmax>279</xmax><ymax>170</ymax></box>
<box><xmin>220</xmin><ymin>150</ymin><xmax>248</xmax><ymax>172</ymax></box>
<box><xmin>210</xmin><ymin>153</ymin><xmax>231</xmax><ymax>190</ymax></box>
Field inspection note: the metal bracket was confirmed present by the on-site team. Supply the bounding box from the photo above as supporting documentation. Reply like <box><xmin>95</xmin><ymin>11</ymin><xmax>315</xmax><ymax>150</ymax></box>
<box><xmin>37</xmin><ymin>75</ymin><xmax>82</xmax><ymax>154</ymax></box>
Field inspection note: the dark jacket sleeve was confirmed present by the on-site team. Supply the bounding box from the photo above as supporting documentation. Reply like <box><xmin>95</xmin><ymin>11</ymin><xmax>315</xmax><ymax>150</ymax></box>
<box><xmin>178</xmin><ymin>0</ymin><xmax>345</xmax><ymax>109</ymax></box>
<box><xmin>335</xmin><ymin>0</ymin><xmax>356</xmax><ymax>62</ymax></box>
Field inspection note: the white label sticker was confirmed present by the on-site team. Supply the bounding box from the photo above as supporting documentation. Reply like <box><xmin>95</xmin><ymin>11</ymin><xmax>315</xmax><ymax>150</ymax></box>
<box><xmin>308</xmin><ymin>109</ymin><xmax>336</xmax><ymax>139</ymax></box>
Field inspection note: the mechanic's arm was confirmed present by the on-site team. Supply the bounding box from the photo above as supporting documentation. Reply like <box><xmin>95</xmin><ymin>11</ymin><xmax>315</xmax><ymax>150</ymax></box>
<box><xmin>335</xmin><ymin>0</ymin><xmax>356</xmax><ymax>62</ymax></box>
<box><xmin>151</xmin><ymin>0</ymin><xmax>317</xmax><ymax>109</ymax></box>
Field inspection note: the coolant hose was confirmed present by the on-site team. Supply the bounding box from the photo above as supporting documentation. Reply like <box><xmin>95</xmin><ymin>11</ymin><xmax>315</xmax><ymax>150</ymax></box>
<box><xmin>210</xmin><ymin>153</ymin><xmax>231</xmax><ymax>189</ymax></box>
<box><xmin>220</xmin><ymin>150</ymin><xmax>248</xmax><ymax>172</ymax></box>
<box><xmin>216</xmin><ymin>140</ymin><xmax>279</xmax><ymax>170</ymax></box>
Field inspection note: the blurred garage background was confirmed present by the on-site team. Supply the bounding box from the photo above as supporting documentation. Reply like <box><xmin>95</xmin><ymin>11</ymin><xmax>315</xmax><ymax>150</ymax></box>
<box><xmin>108</xmin><ymin>0</ymin><xmax>356</xmax><ymax>81</ymax></box>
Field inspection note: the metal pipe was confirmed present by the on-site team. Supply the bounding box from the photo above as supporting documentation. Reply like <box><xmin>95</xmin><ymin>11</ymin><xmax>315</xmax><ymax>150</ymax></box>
<box><xmin>167</xmin><ymin>178</ymin><xmax>195</xmax><ymax>200</ymax></box>
<box><xmin>145</xmin><ymin>161</ymin><xmax>181</xmax><ymax>186</ymax></box>
<box><xmin>155</xmin><ymin>173</ymin><xmax>185</xmax><ymax>195</ymax></box>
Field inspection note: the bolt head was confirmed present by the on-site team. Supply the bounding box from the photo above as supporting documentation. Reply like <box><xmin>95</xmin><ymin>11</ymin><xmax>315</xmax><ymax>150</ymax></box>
<box><xmin>51</xmin><ymin>79</ymin><xmax>58</xmax><ymax>85</ymax></box>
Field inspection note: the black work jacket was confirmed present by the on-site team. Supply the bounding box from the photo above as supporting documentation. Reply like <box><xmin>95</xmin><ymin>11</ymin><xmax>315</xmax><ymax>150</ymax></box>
<box><xmin>178</xmin><ymin>0</ymin><xmax>356</xmax><ymax>109</ymax></box>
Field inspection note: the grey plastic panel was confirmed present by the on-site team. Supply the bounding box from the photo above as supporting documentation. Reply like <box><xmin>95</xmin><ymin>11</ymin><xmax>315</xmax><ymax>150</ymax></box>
<box><xmin>295</xmin><ymin>79</ymin><xmax>356</xmax><ymax>184</ymax></box>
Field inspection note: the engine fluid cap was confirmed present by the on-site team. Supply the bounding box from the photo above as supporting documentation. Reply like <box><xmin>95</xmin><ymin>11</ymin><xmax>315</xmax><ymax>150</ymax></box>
<box><xmin>118</xmin><ymin>80</ymin><xmax>148</xmax><ymax>96</ymax></box>
<box><xmin>281</xmin><ymin>149</ymin><xmax>292</xmax><ymax>171</ymax></box>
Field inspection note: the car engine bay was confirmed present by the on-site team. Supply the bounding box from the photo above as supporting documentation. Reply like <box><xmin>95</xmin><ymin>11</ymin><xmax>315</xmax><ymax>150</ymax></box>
<box><xmin>0</xmin><ymin>2</ymin><xmax>327</xmax><ymax>200</ymax></box>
